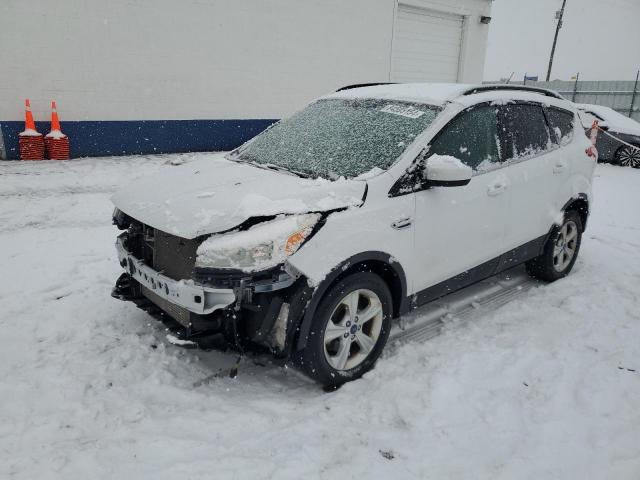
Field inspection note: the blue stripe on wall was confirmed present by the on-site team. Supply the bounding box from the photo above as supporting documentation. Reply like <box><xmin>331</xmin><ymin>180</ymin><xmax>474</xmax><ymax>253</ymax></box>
<box><xmin>0</xmin><ymin>119</ymin><xmax>278</xmax><ymax>160</ymax></box>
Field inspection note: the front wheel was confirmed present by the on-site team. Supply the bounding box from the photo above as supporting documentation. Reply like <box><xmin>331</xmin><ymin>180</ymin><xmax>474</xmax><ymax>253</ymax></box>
<box><xmin>526</xmin><ymin>210</ymin><xmax>583</xmax><ymax>282</ymax></box>
<box><xmin>615</xmin><ymin>145</ymin><xmax>640</xmax><ymax>168</ymax></box>
<box><xmin>295</xmin><ymin>272</ymin><xmax>393</xmax><ymax>387</ymax></box>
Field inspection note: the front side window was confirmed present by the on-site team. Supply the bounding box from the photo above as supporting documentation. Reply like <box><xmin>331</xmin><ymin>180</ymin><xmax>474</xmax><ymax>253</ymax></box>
<box><xmin>231</xmin><ymin>98</ymin><xmax>439</xmax><ymax>179</ymax></box>
<box><xmin>500</xmin><ymin>103</ymin><xmax>551</xmax><ymax>160</ymax></box>
<box><xmin>546</xmin><ymin>107</ymin><xmax>575</xmax><ymax>145</ymax></box>
<box><xmin>428</xmin><ymin>105</ymin><xmax>501</xmax><ymax>171</ymax></box>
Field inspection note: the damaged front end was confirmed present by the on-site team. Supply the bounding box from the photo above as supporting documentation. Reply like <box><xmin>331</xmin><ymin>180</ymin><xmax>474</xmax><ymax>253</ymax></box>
<box><xmin>111</xmin><ymin>210</ymin><xmax>314</xmax><ymax>356</ymax></box>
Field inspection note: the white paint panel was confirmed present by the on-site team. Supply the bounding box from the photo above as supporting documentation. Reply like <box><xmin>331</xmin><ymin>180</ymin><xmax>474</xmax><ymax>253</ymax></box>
<box><xmin>391</xmin><ymin>5</ymin><xmax>463</xmax><ymax>83</ymax></box>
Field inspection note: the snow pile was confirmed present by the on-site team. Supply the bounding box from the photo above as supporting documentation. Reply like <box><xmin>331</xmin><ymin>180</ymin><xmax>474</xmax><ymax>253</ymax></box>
<box><xmin>325</xmin><ymin>82</ymin><xmax>475</xmax><ymax>106</ymax></box>
<box><xmin>1</xmin><ymin>154</ymin><xmax>640</xmax><ymax>478</ymax></box>
<box><xmin>18</xmin><ymin>128</ymin><xmax>42</xmax><ymax>137</ymax></box>
<box><xmin>235</xmin><ymin>193</ymin><xmax>309</xmax><ymax>218</ymax></box>
<box><xmin>425</xmin><ymin>154</ymin><xmax>472</xmax><ymax>180</ymax></box>
<box><xmin>355</xmin><ymin>166</ymin><xmax>384</xmax><ymax>180</ymax></box>
<box><xmin>45</xmin><ymin>130</ymin><xmax>67</xmax><ymax>139</ymax></box>
<box><xmin>111</xmin><ymin>154</ymin><xmax>364</xmax><ymax>239</ymax></box>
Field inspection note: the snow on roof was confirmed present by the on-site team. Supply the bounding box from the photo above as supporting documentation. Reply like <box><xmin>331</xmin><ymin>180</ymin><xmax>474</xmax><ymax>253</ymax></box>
<box><xmin>322</xmin><ymin>82</ymin><xmax>570</xmax><ymax>109</ymax></box>
<box><xmin>576</xmin><ymin>103</ymin><xmax>640</xmax><ymax>136</ymax></box>
<box><xmin>322</xmin><ymin>83</ymin><xmax>478</xmax><ymax>106</ymax></box>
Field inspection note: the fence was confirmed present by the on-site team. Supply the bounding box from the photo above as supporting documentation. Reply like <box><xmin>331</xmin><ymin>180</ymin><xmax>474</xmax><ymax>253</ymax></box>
<box><xmin>492</xmin><ymin>78</ymin><xmax>640</xmax><ymax>122</ymax></box>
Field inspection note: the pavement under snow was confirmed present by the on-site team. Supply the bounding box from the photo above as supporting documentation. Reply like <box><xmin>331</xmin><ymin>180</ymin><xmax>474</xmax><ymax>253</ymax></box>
<box><xmin>1</xmin><ymin>154</ymin><xmax>639</xmax><ymax>479</ymax></box>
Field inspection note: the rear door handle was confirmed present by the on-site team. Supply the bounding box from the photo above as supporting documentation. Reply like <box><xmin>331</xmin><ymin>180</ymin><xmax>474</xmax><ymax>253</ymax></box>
<box><xmin>487</xmin><ymin>182</ymin><xmax>507</xmax><ymax>196</ymax></box>
<box><xmin>391</xmin><ymin>217</ymin><xmax>412</xmax><ymax>230</ymax></box>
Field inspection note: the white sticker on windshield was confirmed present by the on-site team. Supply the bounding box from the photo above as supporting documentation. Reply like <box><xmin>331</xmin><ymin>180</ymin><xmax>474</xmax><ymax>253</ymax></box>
<box><xmin>380</xmin><ymin>104</ymin><xmax>425</xmax><ymax>119</ymax></box>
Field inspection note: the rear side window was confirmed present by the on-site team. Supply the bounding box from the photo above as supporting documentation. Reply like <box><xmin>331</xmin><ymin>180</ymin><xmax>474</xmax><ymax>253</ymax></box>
<box><xmin>500</xmin><ymin>103</ymin><xmax>551</xmax><ymax>160</ymax></box>
<box><xmin>429</xmin><ymin>105</ymin><xmax>501</xmax><ymax>171</ymax></box>
<box><xmin>546</xmin><ymin>107</ymin><xmax>574</xmax><ymax>145</ymax></box>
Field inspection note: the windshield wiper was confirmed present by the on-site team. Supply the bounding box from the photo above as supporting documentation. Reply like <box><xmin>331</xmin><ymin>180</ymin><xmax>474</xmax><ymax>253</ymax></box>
<box><xmin>226</xmin><ymin>152</ymin><xmax>311</xmax><ymax>179</ymax></box>
<box><xmin>264</xmin><ymin>163</ymin><xmax>311</xmax><ymax>178</ymax></box>
<box><xmin>250</xmin><ymin>162</ymin><xmax>311</xmax><ymax>179</ymax></box>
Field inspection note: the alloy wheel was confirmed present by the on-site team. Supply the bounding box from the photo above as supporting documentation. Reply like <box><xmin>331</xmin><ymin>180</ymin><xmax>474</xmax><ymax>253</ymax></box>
<box><xmin>553</xmin><ymin>220</ymin><xmax>578</xmax><ymax>272</ymax></box>
<box><xmin>323</xmin><ymin>289</ymin><xmax>383</xmax><ymax>371</ymax></box>
<box><xmin>618</xmin><ymin>146</ymin><xmax>640</xmax><ymax>168</ymax></box>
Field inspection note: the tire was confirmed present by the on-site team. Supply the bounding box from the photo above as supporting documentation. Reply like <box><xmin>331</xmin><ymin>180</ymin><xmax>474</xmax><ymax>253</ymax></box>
<box><xmin>526</xmin><ymin>210</ymin><xmax>583</xmax><ymax>282</ymax></box>
<box><xmin>295</xmin><ymin>272</ymin><xmax>393</xmax><ymax>387</ymax></box>
<box><xmin>614</xmin><ymin>145</ymin><xmax>640</xmax><ymax>168</ymax></box>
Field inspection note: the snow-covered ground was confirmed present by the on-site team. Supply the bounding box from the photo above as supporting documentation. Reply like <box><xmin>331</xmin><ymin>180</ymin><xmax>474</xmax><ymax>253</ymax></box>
<box><xmin>1</xmin><ymin>154</ymin><xmax>639</xmax><ymax>479</ymax></box>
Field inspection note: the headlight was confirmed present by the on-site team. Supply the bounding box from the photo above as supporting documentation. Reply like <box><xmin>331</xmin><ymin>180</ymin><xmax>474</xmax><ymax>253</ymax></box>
<box><xmin>195</xmin><ymin>213</ymin><xmax>320</xmax><ymax>271</ymax></box>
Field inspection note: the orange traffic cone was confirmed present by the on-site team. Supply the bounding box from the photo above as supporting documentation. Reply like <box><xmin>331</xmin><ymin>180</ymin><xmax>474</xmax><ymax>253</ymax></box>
<box><xmin>45</xmin><ymin>100</ymin><xmax>70</xmax><ymax>160</ymax></box>
<box><xmin>18</xmin><ymin>99</ymin><xmax>45</xmax><ymax>160</ymax></box>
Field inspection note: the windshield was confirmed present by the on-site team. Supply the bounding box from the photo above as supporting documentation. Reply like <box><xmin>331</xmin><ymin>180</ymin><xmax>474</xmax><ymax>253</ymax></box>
<box><xmin>232</xmin><ymin>98</ymin><xmax>440</xmax><ymax>179</ymax></box>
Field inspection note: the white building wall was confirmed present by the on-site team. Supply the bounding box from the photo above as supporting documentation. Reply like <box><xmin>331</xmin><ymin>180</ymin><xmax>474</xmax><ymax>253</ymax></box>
<box><xmin>0</xmin><ymin>0</ymin><xmax>491</xmax><ymax>158</ymax></box>
<box><xmin>1</xmin><ymin>0</ymin><xmax>396</xmax><ymax>122</ymax></box>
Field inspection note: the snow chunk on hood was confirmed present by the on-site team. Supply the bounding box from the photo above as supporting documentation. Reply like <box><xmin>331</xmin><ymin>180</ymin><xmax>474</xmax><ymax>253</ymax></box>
<box><xmin>111</xmin><ymin>154</ymin><xmax>365</xmax><ymax>239</ymax></box>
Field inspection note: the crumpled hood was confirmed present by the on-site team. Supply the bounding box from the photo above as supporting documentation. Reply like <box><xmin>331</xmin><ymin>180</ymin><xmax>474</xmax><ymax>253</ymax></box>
<box><xmin>111</xmin><ymin>154</ymin><xmax>365</xmax><ymax>239</ymax></box>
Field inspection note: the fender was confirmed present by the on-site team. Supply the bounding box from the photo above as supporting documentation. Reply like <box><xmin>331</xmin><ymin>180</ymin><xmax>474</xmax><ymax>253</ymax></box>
<box><xmin>290</xmin><ymin>251</ymin><xmax>408</xmax><ymax>352</ymax></box>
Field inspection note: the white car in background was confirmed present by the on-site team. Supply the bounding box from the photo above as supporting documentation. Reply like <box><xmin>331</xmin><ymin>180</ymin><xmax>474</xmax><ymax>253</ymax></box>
<box><xmin>112</xmin><ymin>83</ymin><xmax>596</xmax><ymax>387</ymax></box>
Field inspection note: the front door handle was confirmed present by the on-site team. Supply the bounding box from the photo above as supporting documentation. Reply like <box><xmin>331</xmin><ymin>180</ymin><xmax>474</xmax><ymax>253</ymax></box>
<box><xmin>487</xmin><ymin>181</ymin><xmax>508</xmax><ymax>196</ymax></box>
<box><xmin>391</xmin><ymin>217</ymin><xmax>412</xmax><ymax>230</ymax></box>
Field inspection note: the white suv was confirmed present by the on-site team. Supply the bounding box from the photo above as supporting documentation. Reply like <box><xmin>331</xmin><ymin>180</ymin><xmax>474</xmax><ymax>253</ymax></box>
<box><xmin>112</xmin><ymin>83</ymin><xmax>596</xmax><ymax>387</ymax></box>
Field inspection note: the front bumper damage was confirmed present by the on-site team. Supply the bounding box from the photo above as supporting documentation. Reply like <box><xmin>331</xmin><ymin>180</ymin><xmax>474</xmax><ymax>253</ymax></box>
<box><xmin>112</xmin><ymin>232</ymin><xmax>308</xmax><ymax>356</ymax></box>
<box><xmin>115</xmin><ymin>236</ymin><xmax>236</xmax><ymax>315</ymax></box>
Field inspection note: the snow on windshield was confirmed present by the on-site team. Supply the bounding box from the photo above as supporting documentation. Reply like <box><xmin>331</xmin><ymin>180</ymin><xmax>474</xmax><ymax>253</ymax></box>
<box><xmin>235</xmin><ymin>98</ymin><xmax>439</xmax><ymax>179</ymax></box>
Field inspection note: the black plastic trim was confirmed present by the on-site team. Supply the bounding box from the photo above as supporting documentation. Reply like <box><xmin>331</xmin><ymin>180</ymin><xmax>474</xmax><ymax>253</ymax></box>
<box><xmin>464</xmin><ymin>85</ymin><xmax>564</xmax><ymax>99</ymax></box>
<box><xmin>412</xmin><ymin>235</ymin><xmax>547</xmax><ymax>307</ymax></box>
<box><xmin>426</xmin><ymin>178</ymin><xmax>471</xmax><ymax>187</ymax></box>
<box><xmin>562</xmin><ymin>193</ymin><xmax>590</xmax><ymax>231</ymax></box>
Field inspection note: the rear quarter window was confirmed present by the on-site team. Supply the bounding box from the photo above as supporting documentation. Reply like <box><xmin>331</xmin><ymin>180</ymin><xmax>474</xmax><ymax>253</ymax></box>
<box><xmin>546</xmin><ymin>107</ymin><xmax>575</xmax><ymax>145</ymax></box>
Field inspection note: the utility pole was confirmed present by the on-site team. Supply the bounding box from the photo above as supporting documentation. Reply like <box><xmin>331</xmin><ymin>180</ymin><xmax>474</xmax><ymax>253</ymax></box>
<box><xmin>546</xmin><ymin>0</ymin><xmax>567</xmax><ymax>82</ymax></box>
<box><xmin>629</xmin><ymin>69</ymin><xmax>639</xmax><ymax>118</ymax></box>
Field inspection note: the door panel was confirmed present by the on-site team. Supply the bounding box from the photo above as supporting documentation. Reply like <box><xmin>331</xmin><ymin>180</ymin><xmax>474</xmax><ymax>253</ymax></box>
<box><xmin>412</xmin><ymin>104</ymin><xmax>508</xmax><ymax>293</ymax></box>
<box><xmin>412</xmin><ymin>171</ymin><xmax>510</xmax><ymax>292</ymax></box>
<box><xmin>498</xmin><ymin>103</ymin><xmax>565</xmax><ymax>250</ymax></box>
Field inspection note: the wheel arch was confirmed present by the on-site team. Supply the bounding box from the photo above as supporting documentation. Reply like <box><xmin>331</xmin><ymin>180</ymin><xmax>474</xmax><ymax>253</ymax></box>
<box><xmin>291</xmin><ymin>251</ymin><xmax>408</xmax><ymax>352</ymax></box>
<box><xmin>562</xmin><ymin>193</ymin><xmax>589</xmax><ymax>231</ymax></box>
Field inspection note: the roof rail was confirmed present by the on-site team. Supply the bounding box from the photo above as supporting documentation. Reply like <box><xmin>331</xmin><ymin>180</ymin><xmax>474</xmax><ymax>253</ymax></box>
<box><xmin>336</xmin><ymin>82</ymin><xmax>396</xmax><ymax>92</ymax></box>
<box><xmin>463</xmin><ymin>85</ymin><xmax>564</xmax><ymax>100</ymax></box>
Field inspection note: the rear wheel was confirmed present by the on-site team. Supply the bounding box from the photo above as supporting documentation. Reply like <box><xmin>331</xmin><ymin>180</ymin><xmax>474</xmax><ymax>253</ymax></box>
<box><xmin>526</xmin><ymin>211</ymin><xmax>583</xmax><ymax>282</ymax></box>
<box><xmin>296</xmin><ymin>272</ymin><xmax>392</xmax><ymax>387</ymax></box>
<box><xmin>615</xmin><ymin>145</ymin><xmax>640</xmax><ymax>168</ymax></box>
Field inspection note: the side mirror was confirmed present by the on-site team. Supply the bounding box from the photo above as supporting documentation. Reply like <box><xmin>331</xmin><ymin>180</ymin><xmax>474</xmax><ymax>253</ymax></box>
<box><xmin>423</xmin><ymin>154</ymin><xmax>472</xmax><ymax>187</ymax></box>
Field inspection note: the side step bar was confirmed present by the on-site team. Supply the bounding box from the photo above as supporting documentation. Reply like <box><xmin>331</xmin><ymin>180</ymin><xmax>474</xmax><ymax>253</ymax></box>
<box><xmin>390</xmin><ymin>266</ymin><xmax>540</xmax><ymax>345</ymax></box>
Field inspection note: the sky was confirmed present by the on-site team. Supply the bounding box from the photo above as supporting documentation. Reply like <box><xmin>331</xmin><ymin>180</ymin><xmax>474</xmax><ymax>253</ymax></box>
<box><xmin>484</xmin><ymin>0</ymin><xmax>640</xmax><ymax>82</ymax></box>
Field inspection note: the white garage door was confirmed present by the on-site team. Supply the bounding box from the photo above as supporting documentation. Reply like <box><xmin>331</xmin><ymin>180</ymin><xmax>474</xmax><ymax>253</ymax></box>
<box><xmin>391</xmin><ymin>5</ymin><xmax>464</xmax><ymax>83</ymax></box>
